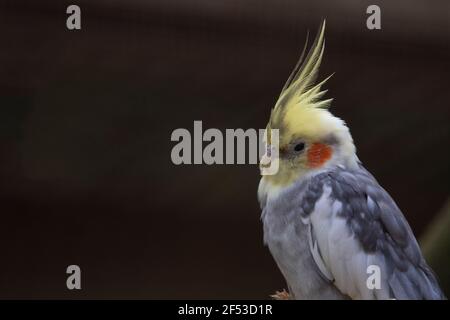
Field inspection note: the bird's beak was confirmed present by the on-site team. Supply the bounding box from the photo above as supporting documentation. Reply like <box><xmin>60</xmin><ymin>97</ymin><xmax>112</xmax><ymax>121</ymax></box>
<box><xmin>260</xmin><ymin>145</ymin><xmax>279</xmax><ymax>176</ymax></box>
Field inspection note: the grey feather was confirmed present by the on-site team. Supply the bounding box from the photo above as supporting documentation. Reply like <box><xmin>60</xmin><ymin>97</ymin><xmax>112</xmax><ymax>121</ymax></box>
<box><xmin>260</xmin><ymin>164</ymin><xmax>446</xmax><ymax>300</ymax></box>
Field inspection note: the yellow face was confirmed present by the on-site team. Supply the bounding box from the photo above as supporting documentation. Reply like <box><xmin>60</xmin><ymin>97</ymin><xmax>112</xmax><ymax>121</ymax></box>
<box><xmin>262</xmin><ymin>106</ymin><xmax>339</xmax><ymax>187</ymax></box>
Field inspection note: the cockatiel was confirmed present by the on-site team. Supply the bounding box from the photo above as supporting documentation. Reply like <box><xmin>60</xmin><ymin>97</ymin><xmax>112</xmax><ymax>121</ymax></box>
<box><xmin>258</xmin><ymin>21</ymin><xmax>445</xmax><ymax>300</ymax></box>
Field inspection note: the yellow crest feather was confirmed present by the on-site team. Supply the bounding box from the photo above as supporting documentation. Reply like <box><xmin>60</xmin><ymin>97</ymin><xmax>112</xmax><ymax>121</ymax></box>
<box><xmin>262</xmin><ymin>21</ymin><xmax>359</xmax><ymax>187</ymax></box>
<box><xmin>270</xmin><ymin>20</ymin><xmax>333</xmax><ymax>133</ymax></box>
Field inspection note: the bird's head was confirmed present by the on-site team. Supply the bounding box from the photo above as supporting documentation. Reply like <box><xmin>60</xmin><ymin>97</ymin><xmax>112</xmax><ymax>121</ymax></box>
<box><xmin>260</xmin><ymin>21</ymin><xmax>358</xmax><ymax>187</ymax></box>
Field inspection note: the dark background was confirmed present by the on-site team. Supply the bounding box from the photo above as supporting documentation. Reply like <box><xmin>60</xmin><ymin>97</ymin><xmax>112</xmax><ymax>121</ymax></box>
<box><xmin>0</xmin><ymin>0</ymin><xmax>448</xmax><ymax>298</ymax></box>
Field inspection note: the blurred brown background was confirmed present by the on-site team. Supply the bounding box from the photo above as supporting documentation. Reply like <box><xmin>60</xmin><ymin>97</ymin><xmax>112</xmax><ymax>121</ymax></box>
<box><xmin>0</xmin><ymin>0</ymin><xmax>448</xmax><ymax>298</ymax></box>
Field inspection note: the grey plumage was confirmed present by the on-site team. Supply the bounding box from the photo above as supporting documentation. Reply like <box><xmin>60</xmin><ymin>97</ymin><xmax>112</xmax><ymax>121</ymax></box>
<box><xmin>260</xmin><ymin>164</ymin><xmax>446</xmax><ymax>300</ymax></box>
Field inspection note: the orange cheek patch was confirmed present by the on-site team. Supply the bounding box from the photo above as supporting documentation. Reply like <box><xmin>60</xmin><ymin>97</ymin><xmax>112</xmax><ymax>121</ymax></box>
<box><xmin>307</xmin><ymin>143</ymin><xmax>333</xmax><ymax>168</ymax></box>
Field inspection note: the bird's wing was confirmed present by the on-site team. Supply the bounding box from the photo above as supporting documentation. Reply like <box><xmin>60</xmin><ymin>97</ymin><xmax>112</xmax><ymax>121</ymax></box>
<box><xmin>302</xmin><ymin>165</ymin><xmax>445</xmax><ymax>299</ymax></box>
